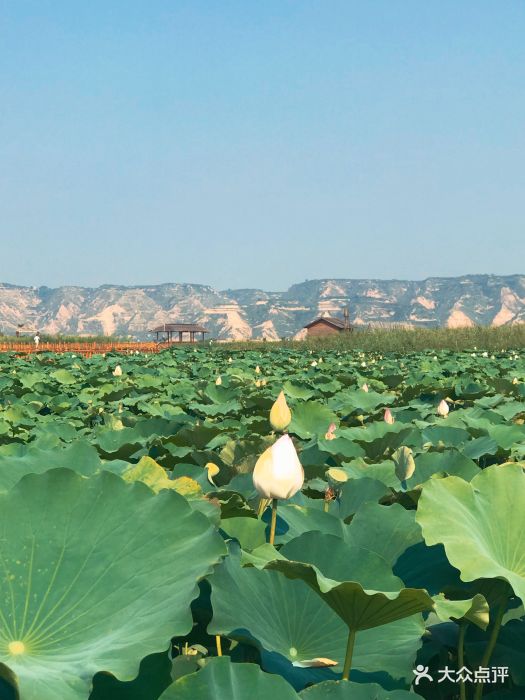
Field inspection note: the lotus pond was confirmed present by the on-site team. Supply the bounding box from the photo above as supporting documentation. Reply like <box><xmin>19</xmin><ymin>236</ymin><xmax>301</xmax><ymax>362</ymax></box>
<box><xmin>0</xmin><ymin>346</ymin><xmax>524</xmax><ymax>700</ymax></box>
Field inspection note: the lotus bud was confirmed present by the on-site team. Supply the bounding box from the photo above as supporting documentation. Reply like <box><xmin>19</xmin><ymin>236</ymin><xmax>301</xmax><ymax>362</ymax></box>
<box><xmin>362</xmin><ymin>383</ymin><xmax>369</xmax><ymax>392</ymax></box>
<box><xmin>252</xmin><ymin>434</ymin><xmax>304</xmax><ymax>500</ymax></box>
<box><xmin>215</xmin><ymin>376</ymin><xmax>222</xmax><ymax>386</ymax></box>
<box><xmin>512</xmin><ymin>377</ymin><xmax>519</xmax><ymax>385</ymax></box>
<box><xmin>437</xmin><ymin>399</ymin><xmax>449</xmax><ymax>417</ymax></box>
<box><xmin>270</xmin><ymin>391</ymin><xmax>292</xmax><ymax>431</ymax></box>
<box><xmin>228</xmin><ymin>357</ymin><xmax>233</xmax><ymax>363</ymax></box>
<box><xmin>318</xmin><ymin>357</ymin><xmax>323</xmax><ymax>363</ymax></box>
<box><xmin>255</xmin><ymin>365</ymin><xmax>261</xmax><ymax>374</ymax></box>
<box><xmin>393</xmin><ymin>446</ymin><xmax>416</xmax><ymax>481</ymax></box>
<box><xmin>113</xmin><ymin>365</ymin><xmax>123</xmax><ymax>377</ymax></box>
<box><xmin>325</xmin><ymin>422</ymin><xmax>337</xmax><ymax>440</ymax></box>
<box><xmin>384</xmin><ymin>408</ymin><xmax>395</xmax><ymax>424</ymax></box>
<box><xmin>311</xmin><ymin>360</ymin><xmax>318</xmax><ymax>367</ymax></box>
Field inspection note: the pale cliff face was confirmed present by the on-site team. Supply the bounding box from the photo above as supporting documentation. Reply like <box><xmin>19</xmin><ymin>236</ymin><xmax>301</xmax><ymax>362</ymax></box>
<box><xmin>0</xmin><ymin>275</ymin><xmax>523</xmax><ymax>340</ymax></box>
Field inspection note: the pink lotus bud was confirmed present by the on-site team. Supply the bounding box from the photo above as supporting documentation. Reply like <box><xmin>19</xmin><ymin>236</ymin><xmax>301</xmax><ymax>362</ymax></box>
<box><xmin>325</xmin><ymin>422</ymin><xmax>337</xmax><ymax>440</ymax></box>
<box><xmin>384</xmin><ymin>408</ymin><xmax>395</xmax><ymax>424</ymax></box>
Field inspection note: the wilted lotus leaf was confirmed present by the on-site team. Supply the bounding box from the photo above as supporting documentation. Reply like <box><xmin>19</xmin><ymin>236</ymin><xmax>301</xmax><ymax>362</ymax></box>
<box><xmin>0</xmin><ymin>469</ymin><xmax>225</xmax><ymax>700</ymax></box>
<box><xmin>416</xmin><ymin>464</ymin><xmax>525</xmax><ymax>603</ymax></box>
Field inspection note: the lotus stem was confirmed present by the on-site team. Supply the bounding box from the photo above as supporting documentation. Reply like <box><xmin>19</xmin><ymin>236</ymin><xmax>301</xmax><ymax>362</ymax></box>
<box><xmin>269</xmin><ymin>498</ymin><xmax>278</xmax><ymax>545</ymax></box>
<box><xmin>216</xmin><ymin>635</ymin><xmax>222</xmax><ymax>657</ymax></box>
<box><xmin>341</xmin><ymin>628</ymin><xmax>356</xmax><ymax>681</ymax></box>
<box><xmin>473</xmin><ymin>601</ymin><xmax>507</xmax><ymax>700</ymax></box>
<box><xmin>257</xmin><ymin>498</ymin><xmax>267</xmax><ymax>518</ymax></box>
<box><xmin>457</xmin><ymin>620</ymin><xmax>468</xmax><ymax>700</ymax></box>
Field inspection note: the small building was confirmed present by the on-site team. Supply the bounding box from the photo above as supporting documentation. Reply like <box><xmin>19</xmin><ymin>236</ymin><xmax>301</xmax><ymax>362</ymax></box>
<box><xmin>150</xmin><ymin>322</ymin><xmax>209</xmax><ymax>343</ymax></box>
<box><xmin>303</xmin><ymin>310</ymin><xmax>352</xmax><ymax>338</ymax></box>
<box><xmin>15</xmin><ymin>324</ymin><xmax>39</xmax><ymax>338</ymax></box>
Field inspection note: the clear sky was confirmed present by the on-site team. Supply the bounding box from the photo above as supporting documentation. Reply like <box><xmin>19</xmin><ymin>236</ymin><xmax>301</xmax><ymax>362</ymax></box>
<box><xmin>1</xmin><ymin>1</ymin><xmax>524</xmax><ymax>291</ymax></box>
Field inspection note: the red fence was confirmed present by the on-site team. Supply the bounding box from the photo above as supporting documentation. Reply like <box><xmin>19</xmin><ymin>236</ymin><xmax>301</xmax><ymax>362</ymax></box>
<box><xmin>0</xmin><ymin>342</ymin><xmax>162</xmax><ymax>358</ymax></box>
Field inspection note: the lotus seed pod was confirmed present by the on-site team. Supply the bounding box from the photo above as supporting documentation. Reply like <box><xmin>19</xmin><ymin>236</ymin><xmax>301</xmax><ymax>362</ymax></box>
<box><xmin>384</xmin><ymin>408</ymin><xmax>395</xmax><ymax>424</ymax></box>
<box><xmin>252</xmin><ymin>434</ymin><xmax>304</xmax><ymax>500</ymax></box>
<box><xmin>327</xmin><ymin>467</ymin><xmax>348</xmax><ymax>483</ymax></box>
<box><xmin>270</xmin><ymin>390</ymin><xmax>292</xmax><ymax>431</ymax></box>
<box><xmin>437</xmin><ymin>399</ymin><xmax>449</xmax><ymax>417</ymax></box>
<box><xmin>393</xmin><ymin>446</ymin><xmax>416</xmax><ymax>481</ymax></box>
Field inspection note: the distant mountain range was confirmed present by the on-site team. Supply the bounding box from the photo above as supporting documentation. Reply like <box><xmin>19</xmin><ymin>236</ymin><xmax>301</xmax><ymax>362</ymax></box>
<box><xmin>0</xmin><ymin>275</ymin><xmax>524</xmax><ymax>340</ymax></box>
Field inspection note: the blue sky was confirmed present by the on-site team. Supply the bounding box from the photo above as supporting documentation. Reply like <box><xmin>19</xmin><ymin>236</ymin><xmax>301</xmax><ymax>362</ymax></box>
<box><xmin>1</xmin><ymin>1</ymin><xmax>524</xmax><ymax>291</ymax></box>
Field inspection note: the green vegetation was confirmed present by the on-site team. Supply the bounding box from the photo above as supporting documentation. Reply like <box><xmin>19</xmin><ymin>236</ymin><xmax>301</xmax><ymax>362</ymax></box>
<box><xmin>227</xmin><ymin>324</ymin><xmax>525</xmax><ymax>352</ymax></box>
<box><xmin>0</xmin><ymin>345</ymin><xmax>523</xmax><ymax>699</ymax></box>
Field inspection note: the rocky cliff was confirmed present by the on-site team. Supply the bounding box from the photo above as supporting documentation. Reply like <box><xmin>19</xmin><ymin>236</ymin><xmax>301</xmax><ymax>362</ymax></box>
<box><xmin>0</xmin><ymin>275</ymin><xmax>523</xmax><ymax>340</ymax></box>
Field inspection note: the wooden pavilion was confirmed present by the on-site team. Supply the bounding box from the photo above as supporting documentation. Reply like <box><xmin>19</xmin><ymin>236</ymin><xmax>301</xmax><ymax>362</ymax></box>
<box><xmin>150</xmin><ymin>322</ymin><xmax>209</xmax><ymax>343</ymax></box>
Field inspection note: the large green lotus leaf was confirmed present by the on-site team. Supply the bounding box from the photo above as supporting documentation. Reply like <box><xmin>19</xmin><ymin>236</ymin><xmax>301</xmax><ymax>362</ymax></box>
<box><xmin>247</xmin><ymin>532</ymin><xmax>433</xmax><ymax>630</ymax></box>
<box><xmin>416</xmin><ymin>464</ymin><xmax>525</xmax><ymax>603</ymax></box>
<box><xmin>0</xmin><ymin>469</ymin><xmax>226</xmax><ymax>700</ymax></box>
<box><xmin>209</xmin><ymin>548</ymin><xmax>424</xmax><ymax>680</ymax></box>
<box><xmin>420</xmin><ymin>425</ymin><xmax>470</xmax><ymax>447</ymax></box>
<box><xmin>289</xmin><ymin>402</ymin><xmax>338</xmax><ymax>439</ymax></box>
<box><xmin>317</xmin><ymin>437</ymin><xmax>365</xmax><ymax>460</ymax></box>
<box><xmin>340</xmin><ymin>460</ymin><xmax>398</xmax><ymax>488</ymax></box>
<box><xmin>344</xmin><ymin>502</ymin><xmax>422</xmax><ymax>566</ymax></box>
<box><xmin>337</xmin><ymin>478</ymin><xmax>391</xmax><ymax>520</ymax></box>
<box><xmin>275</xmin><ymin>505</ymin><xmax>347</xmax><ymax>544</ymax></box>
<box><xmin>300</xmin><ymin>680</ymin><xmax>420</xmax><ymax>699</ymax></box>
<box><xmin>486</xmin><ymin>424</ymin><xmax>525</xmax><ymax>450</ymax></box>
<box><xmin>408</xmin><ymin>450</ymin><xmax>480</xmax><ymax>488</ymax></box>
<box><xmin>0</xmin><ymin>441</ymin><xmax>102</xmax><ymax>492</ymax></box>
<box><xmin>328</xmin><ymin>389</ymin><xmax>395</xmax><ymax>414</ymax></box>
<box><xmin>158</xmin><ymin>657</ymin><xmax>298</xmax><ymax>700</ymax></box>
<box><xmin>221</xmin><ymin>517</ymin><xmax>267</xmax><ymax>550</ymax></box>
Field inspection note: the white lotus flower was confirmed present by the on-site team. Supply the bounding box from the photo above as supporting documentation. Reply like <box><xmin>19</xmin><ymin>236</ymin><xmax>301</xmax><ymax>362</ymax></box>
<box><xmin>311</xmin><ymin>361</ymin><xmax>317</xmax><ymax>367</ymax></box>
<box><xmin>113</xmin><ymin>365</ymin><xmax>123</xmax><ymax>377</ymax></box>
<box><xmin>252</xmin><ymin>435</ymin><xmax>304</xmax><ymax>500</ymax></box>
<box><xmin>437</xmin><ymin>399</ymin><xmax>449</xmax><ymax>417</ymax></box>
